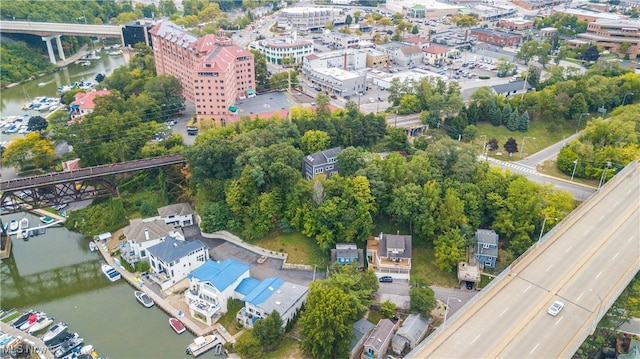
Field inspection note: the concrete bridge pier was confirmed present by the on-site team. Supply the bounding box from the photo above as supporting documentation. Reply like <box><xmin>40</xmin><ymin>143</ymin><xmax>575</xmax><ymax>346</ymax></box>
<box><xmin>41</xmin><ymin>34</ymin><xmax>65</xmax><ymax>64</ymax></box>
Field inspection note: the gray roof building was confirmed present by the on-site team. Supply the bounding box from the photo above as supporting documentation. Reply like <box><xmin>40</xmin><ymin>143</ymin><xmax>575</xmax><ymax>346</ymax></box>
<box><xmin>361</xmin><ymin>319</ymin><xmax>396</xmax><ymax>359</ymax></box>
<box><xmin>303</xmin><ymin>147</ymin><xmax>342</xmax><ymax>180</ymax></box>
<box><xmin>123</xmin><ymin>218</ymin><xmax>178</xmax><ymax>243</ymax></box>
<box><xmin>331</xmin><ymin>243</ymin><xmax>365</xmax><ymax>269</ymax></box>
<box><xmin>391</xmin><ymin>314</ymin><xmax>430</xmax><ymax>355</ymax></box>
<box><xmin>158</xmin><ymin>203</ymin><xmax>194</xmax><ymax>218</ymax></box>
<box><xmin>350</xmin><ymin>318</ymin><xmax>376</xmax><ymax>359</ymax></box>
<box><xmin>381</xmin><ymin>233</ymin><xmax>412</xmax><ymax>260</ymax></box>
<box><xmin>491</xmin><ymin>81</ymin><xmax>532</xmax><ymax>97</ymax></box>
<box><xmin>147</xmin><ymin>236</ymin><xmax>208</xmax><ymax>264</ymax></box>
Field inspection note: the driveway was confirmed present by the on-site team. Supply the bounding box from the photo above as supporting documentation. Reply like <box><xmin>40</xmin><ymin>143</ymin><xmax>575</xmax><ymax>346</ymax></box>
<box><xmin>189</xmin><ymin>231</ymin><xmax>326</xmax><ymax>286</ymax></box>
<box><xmin>376</xmin><ymin>281</ymin><xmax>411</xmax><ymax>310</ymax></box>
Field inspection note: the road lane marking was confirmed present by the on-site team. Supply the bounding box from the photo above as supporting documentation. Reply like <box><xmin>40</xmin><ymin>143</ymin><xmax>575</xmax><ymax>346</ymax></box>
<box><xmin>471</xmin><ymin>334</ymin><xmax>481</xmax><ymax>344</ymax></box>
<box><xmin>595</xmin><ymin>271</ymin><xmax>602</xmax><ymax>280</ymax></box>
<box><xmin>524</xmin><ymin>284</ymin><xmax>531</xmax><ymax>293</ymax></box>
<box><xmin>555</xmin><ymin>317</ymin><xmax>564</xmax><ymax>326</ymax></box>
<box><xmin>546</xmin><ymin>264</ymin><xmax>554</xmax><ymax>272</ymax></box>
<box><xmin>584</xmin><ymin>230</ymin><xmax>590</xmax><ymax>235</ymax></box>
<box><xmin>499</xmin><ymin>308</ymin><xmax>508</xmax><ymax>318</ymax></box>
<box><xmin>565</xmin><ymin>245</ymin><xmax>572</xmax><ymax>253</ymax></box>
<box><xmin>613</xmin><ymin>252</ymin><xmax>619</xmax><ymax>260</ymax></box>
<box><xmin>576</xmin><ymin>292</ymin><xmax>584</xmax><ymax>301</ymax></box>
<box><xmin>530</xmin><ymin>343</ymin><xmax>539</xmax><ymax>355</ymax></box>
<box><xmin>629</xmin><ymin>235</ymin><xmax>635</xmax><ymax>242</ymax></box>
<box><xmin>600</xmin><ymin>215</ymin><xmax>605</xmax><ymax>220</ymax></box>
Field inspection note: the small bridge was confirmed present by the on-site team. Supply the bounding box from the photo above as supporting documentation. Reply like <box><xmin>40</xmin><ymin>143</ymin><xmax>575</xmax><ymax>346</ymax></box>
<box><xmin>0</xmin><ymin>154</ymin><xmax>185</xmax><ymax>213</ymax></box>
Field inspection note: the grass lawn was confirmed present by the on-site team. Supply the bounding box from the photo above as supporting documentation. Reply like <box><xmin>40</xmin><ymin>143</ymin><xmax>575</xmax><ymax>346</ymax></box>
<box><xmin>263</xmin><ymin>337</ymin><xmax>305</xmax><ymax>359</ymax></box>
<box><xmin>411</xmin><ymin>246</ymin><xmax>459</xmax><ymax>287</ymax></box>
<box><xmin>1</xmin><ymin>312</ymin><xmax>21</xmax><ymax>323</ymax></box>
<box><xmin>478</xmin><ymin>274</ymin><xmax>493</xmax><ymax>289</ymax></box>
<box><xmin>473</xmin><ymin>122</ymin><xmax>575</xmax><ymax>162</ymax></box>
<box><xmin>537</xmin><ymin>159</ymin><xmax>599</xmax><ymax>188</ymax></box>
<box><xmin>216</xmin><ymin>298</ymin><xmax>244</xmax><ymax>336</ymax></box>
<box><xmin>255</xmin><ymin>231</ymin><xmax>329</xmax><ymax>268</ymax></box>
<box><xmin>367</xmin><ymin>309</ymin><xmax>386</xmax><ymax>325</ymax></box>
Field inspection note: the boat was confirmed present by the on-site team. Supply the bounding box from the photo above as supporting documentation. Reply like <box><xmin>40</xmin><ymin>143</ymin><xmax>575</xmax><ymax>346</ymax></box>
<box><xmin>18</xmin><ymin>217</ymin><xmax>29</xmax><ymax>231</ymax></box>
<box><xmin>47</xmin><ymin>332</ymin><xmax>76</xmax><ymax>350</ymax></box>
<box><xmin>169</xmin><ymin>318</ymin><xmax>186</xmax><ymax>334</ymax></box>
<box><xmin>134</xmin><ymin>290</ymin><xmax>154</xmax><ymax>308</ymax></box>
<box><xmin>185</xmin><ymin>335</ymin><xmax>220</xmax><ymax>357</ymax></box>
<box><xmin>101</xmin><ymin>264</ymin><xmax>121</xmax><ymax>282</ymax></box>
<box><xmin>79</xmin><ymin>61</ymin><xmax>91</xmax><ymax>67</ymax></box>
<box><xmin>28</xmin><ymin>315</ymin><xmax>54</xmax><ymax>334</ymax></box>
<box><xmin>19</xmin><ymin>312</ymin><xmax>45</xmax><ymax>331</ymax></box>
<box><xmin>40</xmin><ymin>216</ymin><xmax>55</xmax><ymax>224</ymax></box>
<box><xmin>107</xmin><ymin>49</ymin><xmax>122</xmax><ymax>56</ymax></box>
<box><xmin>11</xmin><ymin>311</ymin><xmax>34</xmax><ymax>328</ymax></box>
<box><xmin>53</xmin><ymin>335</ymin><xmax>83</xmax><ymax>358</ymax></box>
<box><xmin>42</xmin><ymin>322</ymin><xmax>68</xmax><ymax>345</ymax></box>
<box><xmin>89</xmin><ymin>241</ymin><xmax>98</xmax><ymax>252</ymax></box>
<box><xmin>8</xmin><ymin>220</ymin><xmax>18</xmax><ymax>232</ymax></box>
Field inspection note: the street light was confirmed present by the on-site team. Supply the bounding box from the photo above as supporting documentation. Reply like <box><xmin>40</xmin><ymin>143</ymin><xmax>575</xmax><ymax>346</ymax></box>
<box><xmin>598</xmin><ymin>161</ymin><xmax>612</xmax><ymax>190</ymax></box>
<box><xmin>622</xmin><ymin>92</ymin><xmax>634</xmax><ymax>105</ymax></box>
<box><xmin>444</xmin><ymin>297</ymin><xmax>461</xmax><ymax>326</ymax></box>
<box><xmin>570</xmin><ymin>159</ymin><xmax>578</xmax><ymax>181</ymax></box>
<box><xmin>520</xmin><ymin>136</ymin><xmax>536</xmax><ymax>159</ymax></box>
<box><xmin>576</xmin><ymin>113</ymin><xmax>589</xmax><ymax>134</ymax></box>
<box><xmin>479</xmin><ymin>134</ymin><xmax>487</xmax><ymax>158</ymax></box>
<box><xmin>537</xmin><ymin>217</ymin><xmax>558</xmax><ymax>246</ymax></box>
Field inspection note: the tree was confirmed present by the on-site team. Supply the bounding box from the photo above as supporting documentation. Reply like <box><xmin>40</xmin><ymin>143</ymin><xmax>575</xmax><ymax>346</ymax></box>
<box><xmin>410</xmin><ymin>285</ymin><xmax>437</xmax><ymax>317</ymax></box>
<box><xmin>253</xmin><ymin>310</ymin><xmax>284</xmax><ymax>350</ymax></box>
<box><xmin>450</xmin><ymin>14</ymin><xmax>478</xmax><ymax>41</ymax></box>
<box><xmin>518</xmin><ymin>111</ymin><xmax>530</xmax><ymax>132</ymax></box>
<box><xmin>388</xmin><ymin>183</ymin><xmax>422</xmax><ymax>232</ymax></box>
<box><xmin>486</xmin><ymin>138</ymin><xmax>499</xmax><ymax>152</ymax></box>
<box><xmin>337</xmin><ymin>147</ymin><xmax>366</xmax><ymax>177</ymax></box>
<box><xmin>144</xmin><ymin>75</ymin><xmax>185</xmax><ymax>119</ymax></box>
<box><xmin>433</xmin><ymin>229</ymin><xmax>467</xmax><ymax>271</ymax></box>
<box><xmin>581</xmin><ymin>46</ymin><xmax>599</xmax><ymax>62</ymax></box>
<box><xmin>250</xmin><ymin>49</ymin><xmax>269</xmax><ymax>92</ymax></box>
<box><xmin>2</xmin><ymin>132</ymin><xmax>57</xmax><ymax>172</ymax></box>
<box><xmin>300</xmin><ymin>282</ymin><xmax>355</xmax><ymax>359</ymax></box>
<box><xmin>411</xmin><ymin>25</ymin><xmax>419</xmax><ymax>34</ymax></box>
<box><xmin>381</xmin><ymin>299</ymin><xmax>397</xmax><ymax>318</ymax></box>
<box><xmin>300</xmin><ymin>130</ymin><xmax>330</xmax><ymax>154</ymax></box>
<box><xmin>503</xmin><ymin>137</ymin><xmax>518</xmax><ymax>156</ymax></box>
<box><xmin>234</xmin><ymin>329</ymin><xmax>262</xmax><ymax>358</ymax></box>
<box><xmin>345</xmin><ymin>14</ymin><xmax>353</xmax><ymax>25</ymax></box>
<box><xmin>95</xmin><ymin>72</ymin><xmax>106</xmax><ymax>83</ymax></box>
<box><xmin>27</xmin><ymin>116</ymin><xmax>48</xmax><ymax>132</ymax></box>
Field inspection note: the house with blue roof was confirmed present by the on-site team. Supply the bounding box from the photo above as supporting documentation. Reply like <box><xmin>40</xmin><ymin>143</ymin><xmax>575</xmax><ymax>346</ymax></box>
<box><xmin>236</xmin><ymin>277</ymin><xmax>309</xmax><ymax>329</ymax></box>
<box><xmin>185</xmin><ymin>259</ymin><xmax>251</xmax><ymax>325</ymax></box>
<box><xmin>147</xmin><ymin>236</ymin><xmax>209</xmax><ymax>291</ymax></box>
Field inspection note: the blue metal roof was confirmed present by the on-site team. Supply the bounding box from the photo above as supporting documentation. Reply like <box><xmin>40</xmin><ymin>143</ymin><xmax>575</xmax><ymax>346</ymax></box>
<box><xmin>188</xmin><ymin>259</ymin><xmax>250</xmax><ymax>291</ymax></box>
<box><xmin>235</xmin><ymin>277</ymin><xmax>261</xmax><ymax>296</ymax></box>
<box><xmin>243</xmin><ymin>277</ymin><xmax>284</xmax><ymax>305</ymax></box>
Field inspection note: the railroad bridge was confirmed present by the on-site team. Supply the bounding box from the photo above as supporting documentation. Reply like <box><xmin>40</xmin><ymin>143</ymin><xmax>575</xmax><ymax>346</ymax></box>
<box><xmin>0</xmin><ymin>155</ymin><xmax>185</xmax><ymax>214</ymax></box>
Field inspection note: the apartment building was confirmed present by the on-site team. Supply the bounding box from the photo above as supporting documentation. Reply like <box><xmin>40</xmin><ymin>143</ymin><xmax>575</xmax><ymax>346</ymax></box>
<box><xmin>277</xmin><ymin>7</ymin><xmax>342</xmax><ymax>31</ymax></box>
<box><xmin>573</xmin><ymin>19</ymin><xmax>640</xmax><ymax>59</ymax></box>
<box><xmin>257</xmin><ymin>36</ymin><xmax>314</xmax><ymax>64</ymax></box>
<box><xmin>149</xmin><ymin>21</ymin><xmax>255</xmax><ymax>125</ymax></box>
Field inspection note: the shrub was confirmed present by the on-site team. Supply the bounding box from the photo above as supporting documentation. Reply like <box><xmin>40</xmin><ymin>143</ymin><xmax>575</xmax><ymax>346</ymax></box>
<box><xmin>479</xmin><ymin>76</ymin><xmax>490</xmax><ymax>80</ymax></box>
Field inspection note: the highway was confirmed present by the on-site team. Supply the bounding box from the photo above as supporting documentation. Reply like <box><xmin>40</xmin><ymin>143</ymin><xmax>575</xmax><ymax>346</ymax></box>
<box><xmin>406</xmin><ymin>161</ymin><xmax>640</xmax><ymax>358</ymax></box>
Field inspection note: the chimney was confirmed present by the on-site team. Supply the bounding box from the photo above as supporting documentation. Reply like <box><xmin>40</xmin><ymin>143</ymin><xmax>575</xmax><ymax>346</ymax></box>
<box><xmin>144</xmin><ymin>228</ymin><xmax>150</xmax><ymax>241</ymax></box>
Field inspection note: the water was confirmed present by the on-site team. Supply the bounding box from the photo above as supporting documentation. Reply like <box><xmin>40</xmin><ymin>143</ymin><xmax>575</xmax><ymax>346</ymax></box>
<box><xmin>1</xmin><ymin>48</ymin><xmax>129</xmax><ymax>142</ymax></box>
<box><xmin>1</xmin><ymin>212</ymin><xmax>202</xmax><ymax>358</ymax></box>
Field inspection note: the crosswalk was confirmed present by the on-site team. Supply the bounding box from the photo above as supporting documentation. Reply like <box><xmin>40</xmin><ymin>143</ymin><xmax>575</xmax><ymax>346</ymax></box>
<box><xmin>489</xmin><ymin>159</ymin><xmax>538</xmax><ymax>175</ymax></box>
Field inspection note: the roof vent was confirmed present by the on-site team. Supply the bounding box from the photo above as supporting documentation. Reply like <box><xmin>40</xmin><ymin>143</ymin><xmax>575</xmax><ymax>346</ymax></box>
<box><xmin>275</xmin><ymin>301</ymin><xmax>281</xmax><ymax>305</ymax></box>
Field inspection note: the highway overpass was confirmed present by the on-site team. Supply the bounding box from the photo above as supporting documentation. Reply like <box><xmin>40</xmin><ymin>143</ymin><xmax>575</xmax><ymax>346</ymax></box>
<box><xmin>0</xmin><ymin>20</ymin><xmax>122</xmax><ymax>38</ymax></box>
<box><xmin>406</xmin><ymin>161</ymin><xmax>640</xmax><ymax>358</ymax></box>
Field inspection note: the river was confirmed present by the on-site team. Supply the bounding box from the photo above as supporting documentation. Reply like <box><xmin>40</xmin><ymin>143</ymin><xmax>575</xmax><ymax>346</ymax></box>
<box><xmin>0</xmin><ymin>50</ymin><xmax>220</xmax><ymax>358</ymax></box>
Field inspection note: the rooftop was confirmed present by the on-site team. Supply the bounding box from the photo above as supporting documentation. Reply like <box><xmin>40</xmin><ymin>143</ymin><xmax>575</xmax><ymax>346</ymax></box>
<box><xmin>188</xmin><ymin>259</ymin><xmax>251</xmax><ymax>291</ymax></box>
<box><xmin>157</xmin><ymin>203</ymin><xmax>194</xmax><ymax>218</ymax></box>
<box><xmin>247</xmin><ymin>279</ymin><xmax>309</xmax><ymax>315</ymax></box>
<box><xmin>147</xmin><ymin>236</ymin><xmax>208</xmax><ymax>264</ymax></box>
<box><xmin>123</xmin><ymin>218</ymin><xmax>178</xmax><ymax>243</ymax></box>
<box><xmin>363</xmin><ymin>319</ymin><xmax>396</xmax><ymax>351</ymax></box>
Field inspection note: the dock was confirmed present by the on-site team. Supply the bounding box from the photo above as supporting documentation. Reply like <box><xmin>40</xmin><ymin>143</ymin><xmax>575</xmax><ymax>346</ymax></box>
<box><xmin>0</xmin><ymin>321</ymin><xmax>54</xmax><ymax>359</ymax></box>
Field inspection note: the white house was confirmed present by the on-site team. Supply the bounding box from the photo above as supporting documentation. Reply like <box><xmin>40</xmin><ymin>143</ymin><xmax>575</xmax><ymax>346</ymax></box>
<box><xmin>146</xmin><ymin>236</ymin><xmax>209</xmax><ymax>290</ymax></box>
<box><xmin>423</xmin><ymin>44</ymin><xmax>449</xmax><ymax>66</ymax></box>
<box><xmin>236</xmin><ymin>277</ymin><xmax>309</xmax><ymax>328</ymax></box>
<box><xmin>157</xmin><ymin>203</ymin><xmax>195</xmax><ymax>227</ymax></box>
<box><xmin>185</xmin><ymin>259</ymin><xmax>251</xmax><ymax>325</ymax></box>
<box><xmin>120</xmin><ymin>218</ymin><xmax>183</xmax><ymax>266</ymax></box>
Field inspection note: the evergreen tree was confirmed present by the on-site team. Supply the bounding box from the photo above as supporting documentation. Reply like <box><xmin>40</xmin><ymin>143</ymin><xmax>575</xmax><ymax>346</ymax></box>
<box><xmin>489</xmin><ymin>101</ymin><xmax>501</xmax><ymax>126</ymax></box>
<box><xmin>501</xmin><ymin>103</ymin><xmax>512</xmax><ymax>126</ymax></box>
<box><xmin>467</xmin><ymin>102</ymin><xmax>479</xmax><ymax>125</ymax></box>
<box><xmin>518</xmin><ymin>111</ymin><xmax>530</xmax><ymax>132</ymax></box>
<box><xmin>506</xmin><ymin>108</ymin><xmax>519</xmax><ymax>131</ymax></box>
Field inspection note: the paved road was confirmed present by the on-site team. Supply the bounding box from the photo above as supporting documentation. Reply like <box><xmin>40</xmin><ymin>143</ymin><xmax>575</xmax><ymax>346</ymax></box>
<box><xmin>407</xmin><ymin>161</ymin><xmax>640</xmax><ymax>358</ymax></box>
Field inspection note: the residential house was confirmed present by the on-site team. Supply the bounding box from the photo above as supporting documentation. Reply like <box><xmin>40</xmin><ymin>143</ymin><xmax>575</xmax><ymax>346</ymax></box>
<box><xmin>361</xmin><ymin>319</ymin><xmax>396</xmax><ymax>359</ymax></box>
<box><xmin>331</xmin><ymin>243</ymin><xmax>365</xmax><ymax>270</ymax></box>
<box><xmin>474</xmin><ymin>229</ymin><xmax>499</xmax><ymax>269</ymax></box>
<box><xmin>423</xmin><ymin>44</ymin><xmax>449</xmax><ymax>66</ymax></box>
<box><xmin>120</xmin><ymin>218</ymin><xmax>183</xmax><ymax>266</ymax></box>
<box><xmin>376</xmin><ymin>43</ymin><xmax>423</xmax><ymax>66</ymax></box>
<box><xmin>367</xmin><ymin>232</ymin><xmax>412</xmax><ymax>281</ymax></box>
<box><xmin>403</xmin><ymin>36</ymin><xmax>430</xmax><ymax>49</ymax></box>
<box><xmin>157</xmin><ymin>203</ymin><xmax>195</xmax><ymax>227</ymax></box>
<box><xmin>303</xmin><ymin>147</ymin><xmax>342</xmax><ymax>180</ymax></box>
<box><xmin>391</xmin><ymin>314</ymin><xmax>430</xmax><ymax>355</ymax></box>
<box><xmin>237</xmin><ymin>277</ymin><xmax>309</xmax><ymax>328</ymax></box>
<box><xmin>146</xmin><ymin>236</ymin><xmax>209</xmax><ymax>290</ymax></box>
<box><xmin>185</xmin><ymin>259</ymin><xmax>251</xmax><ymax>325</ymax></box>
<box><xmin>69</xmin><ymin>90</ymin><xmax>111</xmax><ymax>121</ymax></box>
<box><xmin>350</xmin><ymin>318</ymin><xmax>376</xmax><ymax>359</ymax></box>
<box><xmin>491</xmin><ymin>81</ymin><xmax>533</xmax><ymax>97</ymax></box>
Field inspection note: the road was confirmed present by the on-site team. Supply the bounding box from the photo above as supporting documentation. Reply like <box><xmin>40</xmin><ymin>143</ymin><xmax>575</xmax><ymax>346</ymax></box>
<box><xmin>406</xmin><ymin>161</ymin><xmax>640</xmax><ymax>358</ymax></box>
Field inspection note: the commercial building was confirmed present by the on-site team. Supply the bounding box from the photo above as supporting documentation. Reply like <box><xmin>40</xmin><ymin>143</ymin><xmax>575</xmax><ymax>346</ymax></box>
<box><xmin>302</xmin><ymin>51</ymin><xmax>367</xmax><ymax>96</ymax></box>
<box><xmin>572</xmin><ymin>19</ymin><xmax>640</xmax><ymax>59</ymax></box>
<box><xmin>149</xmin><ymin>21</ymin><xmax>255</xmax><ymax>125</ymax></box>
<box><xmin>322</xmin><ymin>30</ymin><xmax>362</xmax><ymax>49</ymax></box>
<box><xmin>122</xmin><ymin>19</ymin><xmax>157</xmax><ymax>47</ymax></box>
<box><xmin>510</xmin><ymin>0</ymin><xmax>567</xmax><ymax>10</ymax></box>
<box><xmin>256</xmin><ymin>35</ymin><xmax>313</xmax><ymax>65</ymax></box>
<box><xmin>365</xmin><ymin>48</ymin><xmax>390</xmax><ymax>69</ymax></box>
<box><xmin>554</xmin><ymin>7</ymin><xmax>630</xmax><ymax>22</ymax></box>
<box><xmin>385</xmin><ymin>0</ymin><xmax>460</xmax><ymax>17</ymax></box>
<box><xmin>499</xmin><ymin>18</ymin><xmax>534</xmax><ymax>31</ymax></box>
<box><xmin>277</xmin><ymin>7</ymin><xmax>342</xmax><ymax>31</ymax></box>
<box><xmin>470</xmin><ymin>28</ymin><xmax>522</xmax><ymax>47</ymax></box>
<box><xmin>423</xmin><ymin>44</ymin><xmax>449</xmax><ymax>66</ymax></box>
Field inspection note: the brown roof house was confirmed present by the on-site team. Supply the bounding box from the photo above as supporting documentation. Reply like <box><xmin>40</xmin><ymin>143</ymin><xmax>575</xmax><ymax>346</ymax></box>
<box><xmin>157</xmin><ymin>202</ymin><xmax>195</xmax><ymax>227</ymax></box>
<box><xmin>367</xmin><ymin>232</ymin><xmax>412</xmax><ymax>281</ymax></box>
<box><xmin>360</xmin><ymin>319</ymin><xmax>396</xmax><ymax>359</ymax></box>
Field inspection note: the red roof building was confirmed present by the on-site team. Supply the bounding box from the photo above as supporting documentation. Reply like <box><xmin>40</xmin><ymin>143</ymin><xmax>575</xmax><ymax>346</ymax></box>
<box><xmin>69</xmin><ymin>90</ymin><xmax>111</xmax><ymax>121</ymax></box>
<box><xmin>150</xmin><ymin>21</ymin><xmax>255</xmax><ymax>125</ymax></box>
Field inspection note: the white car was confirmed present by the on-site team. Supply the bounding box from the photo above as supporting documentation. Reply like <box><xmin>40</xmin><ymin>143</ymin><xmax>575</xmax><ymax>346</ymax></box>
<box><xmin>547</xmin><ymin>301</ymin><xmax>564</xmax><ymax>316</ymax></box>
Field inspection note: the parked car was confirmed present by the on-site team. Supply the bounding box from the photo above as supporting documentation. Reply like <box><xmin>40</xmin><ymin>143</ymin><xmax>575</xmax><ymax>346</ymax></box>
<box><xmin>379</xmin><ymin>276</ymin><xmax>393</xmax><ymax>283</ymax></box>
<box><xmin>547</xmin><ymin>301</ymin><xmax>564</xmax><ymax>316</ymax></box>
<box><xmin>368</xmin><ymin>97</ymin><xmax>375</xmax><ymax>103</ymax></box>
<box><xmin>330</xmin><ymin>94</ymin><xmax>338</xmax><ymax>99</ymax></box>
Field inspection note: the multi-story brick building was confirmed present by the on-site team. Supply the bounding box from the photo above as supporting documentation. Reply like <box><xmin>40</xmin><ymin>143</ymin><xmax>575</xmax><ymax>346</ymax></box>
<box><xmin>470</xmin><ymin>28</ymin><xmax>522</xmax><ymax>47</ymax></box>
<box><xmin>571</xmin><ymin>19</ymin><xmax>640</xmax><ymax>59</ymax></box>
<box><xmin>149</xmin><ymin>21</ymin><xmax>255</xmax><ymax>125</ymax></box>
